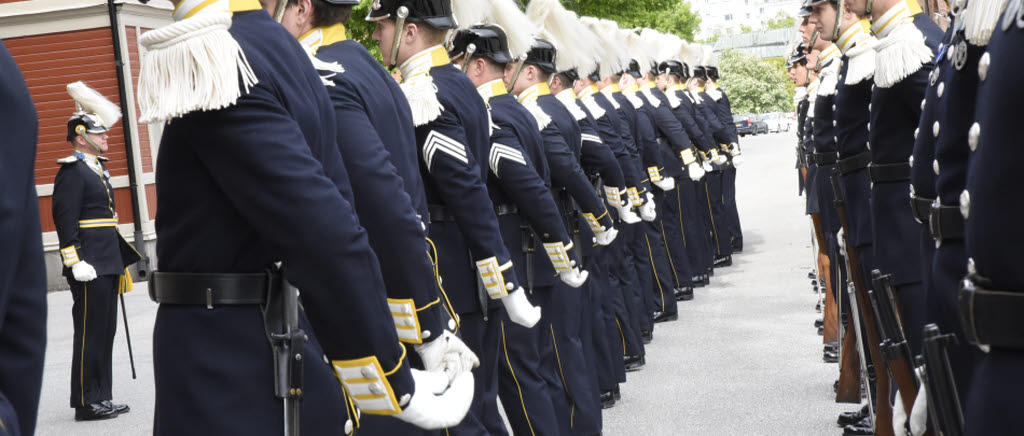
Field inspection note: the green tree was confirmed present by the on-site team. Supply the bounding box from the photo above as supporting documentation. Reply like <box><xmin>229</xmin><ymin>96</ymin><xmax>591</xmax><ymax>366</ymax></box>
<box><xmin>718</xmin><ymin>49</ymin><xmax>793</xmax><ymax>114</ymax></box>
<box><xmin>348</xmin><ymin>0</ymin><xmax>382</xmax><ymax>61</ymax></box>
<box><xmin>764</xmin><ymin>11</ymin><xmax>795</xmax><ymax>30</ymax></box>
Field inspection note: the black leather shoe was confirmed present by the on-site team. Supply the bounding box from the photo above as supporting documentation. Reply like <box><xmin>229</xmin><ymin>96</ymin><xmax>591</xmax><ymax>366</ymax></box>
<box><xmin>600</xmin><ymin>390</ymin><xmax>616</xmax><ymax>409</ymax></box>
<box><xmin>837</xmin><ymin>405</ymin><xmax>869</xmax><ymax>427</ymax></box>
<box><xmin>843</xmin><ymin>417</ymin><xmax>874</xmax><ymax>435</ymax></box>
<box><xmin>814</xmin><ymin>318</ymin><xmax>824</xmax><ymax>328</ymax></box>
<box><xmin>714</xmin><ymin>255</ymin><xmax>732</xmax><ymax>267</ymax></box>
<box><xmin>674</xmin><ymin>287</ymin><xmax>694</xmax><ymax>301</ymax></box>
<box><xmin>707</xmin><ymin>268</ymin><xmax>714</xmax><ymax>277</ymax></box>
<box><xmin>653</xmin><ymin>311</ymin><xmax>678</xmax><ymax>323</ymax></box>
<box><xmin>102</xmin><ymin>400</ymin><xmax>130</xmax><ymax>415</ymax></box>
<box><xmin>823</xmin><ymin>351</ymin><xmax>839</xmax><ymax>363</ymax></box>
<box><xmin>75</xmin><ymin>403</ymin><xmax>118</xmax><ymax>421</ymax></box>
<box><xmin>817</xmin><ymin>326</ymin><xmax>824</xmax><ymax>336</ymax></box>
<box><xmin>692</xmin><ymin>275</ymin><xmax>705</xmax><ymax>288</ymax></box>
<box><xmin>641</xmin><ymin>330</ymin><xmax>653</xmax><ymax>344</ymax></box>
<box><xmin>612</xmin><ymin>385</ymin><xmax>621</xmax><ymax>401</ymax></box>
<box><xmin>815</xmin><ymin>301</ymin><xmax>822</xmax><ymax>312</ymax></box>
<box><xmin>704</xmin><ymin>273</ymin><xmax>711</xmax><ymax>286</ymax></box>
<box><xmin>624</xmin><ymin>355</ymin><xmax>645</xmax><ymax>371</ymax></box>
<box><xmin>823</xmin><ymin>342</ymin><xmax>838</xmax><ymax>353</ymax></box>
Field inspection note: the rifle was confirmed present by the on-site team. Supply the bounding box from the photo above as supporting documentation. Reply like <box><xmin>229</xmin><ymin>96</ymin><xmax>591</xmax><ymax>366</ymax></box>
<box><xmin>831</xmin><ymin>179</ymin><xmax>862</xmax><ymax>404</ymax></box>
<box><xmin>920</xmin><ymin>324</ymin><xmax>964</xmax><ymax>436</ymax></box>
<box><xmin>264</xmin><ymin>273</ymin><xmax>306</xmax><ymax>436</ymax></box>
<box><xmin>869</xmin><ymin>271</ymin><xmax>921</xmax><ymax>415</ymax></box>
<box><xmin>830</xmin><ymin>173</ymin><xmax>894</xmax><ymax>436</ymax></box>
<box><xmin>810</xmin><ymin>213</ymin><xmax>838</xmax><ymax>344</ymax></box>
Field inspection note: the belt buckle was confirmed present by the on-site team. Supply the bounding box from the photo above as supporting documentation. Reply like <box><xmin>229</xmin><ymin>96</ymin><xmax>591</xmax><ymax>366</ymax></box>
<box><xmin>958</xmin><ymin>275</ymin><xmax>987</xmax><ymax>351</ymax></box>
<box><xmin>206</xmin><ymin>288</ymin><xmax>214</xmax><ymax>310</ymax></box>
<box><xmin>929</xmin><ymin>201</ymin><xmax>942</xmax><ymax>242</ymax></box>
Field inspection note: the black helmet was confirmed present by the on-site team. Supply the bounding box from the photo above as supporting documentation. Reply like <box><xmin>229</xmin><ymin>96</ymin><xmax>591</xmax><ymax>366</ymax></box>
<box><xmin>692</xmin><ymin>65</ymin><xmax>708</xmax><ymax>81</ymax></box>
<box><xmin>707</xmin><ymin>66</ymin><xmax>720</xmax><ymax>80</ymax></box>
<box><xmin>625</xmin><ymin>60</ymin><xmax>643</xmax><ymax>79</ymax></box>
<box><xmin>525</xmin><ymin>39</ymin><xmax>557</xmax><ymax>74</ymax></box>
<box><xmin>658</xmin><ymin>60</ymin><xmax>686</xmax><ymax>79</ymax></box>
<box><xmin>366</xmin><ymin>0</ymin><xmax>456</xmax><ymax>30</ymax></box>
<box><xmin>66</xmin><ymin>113</ymin><xmax>109</xmax><ymax>142</ymax></box>
<box><xmin>449</xmin><ymin>24</ymin><xmax>515</xmax><ymax>65</ymax></box>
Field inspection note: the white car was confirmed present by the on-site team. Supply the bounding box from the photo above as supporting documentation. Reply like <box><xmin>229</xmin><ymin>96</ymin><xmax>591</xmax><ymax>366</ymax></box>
<box><xmin>761</xmin><ymin>112</ymin><xmax>792</xmax><ymax>133</ymax></box>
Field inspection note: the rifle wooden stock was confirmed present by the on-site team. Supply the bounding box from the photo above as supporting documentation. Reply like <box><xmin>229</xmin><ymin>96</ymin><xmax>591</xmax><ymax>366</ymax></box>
<box><xmin>830</xmin><ymin>176</ymin><xmax>894</xmax><ymax>436</ymax></box>
<box><xmin>835</xmin><ymin>324</ymin><xmax>862</xmax><ymax>403</ymax></box>
<box><xmin>881</xmin><ymin>292</ymin><xmax>922</xmax><ymax>417</ymax></box>
<box><xmin>810</xmin><ymin>213</ymin><xmax>838</xmax><ymax>344</ymax></box>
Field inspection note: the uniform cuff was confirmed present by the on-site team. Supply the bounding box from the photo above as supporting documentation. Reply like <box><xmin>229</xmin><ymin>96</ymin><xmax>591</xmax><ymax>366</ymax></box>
<box><xmin>476</xmin><ymin>257</ymin><xmax>515</xmax><ymax>299</ymax></box>
<box><xmin>332</xmin><ymin>349</ymin><xmax>413</xmax><ymax>416</ymax></box>
<box><xmin>61</xmin><ymin>245</ymin><xmax>81</xmax><ymax>266</ymax></box>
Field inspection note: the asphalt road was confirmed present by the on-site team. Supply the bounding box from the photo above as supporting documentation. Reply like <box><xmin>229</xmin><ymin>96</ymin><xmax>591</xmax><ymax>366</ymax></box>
<box><xmin>34</xmin><ymin>131</ymin><xmax>855</xmax><ymax>435</ymax></box>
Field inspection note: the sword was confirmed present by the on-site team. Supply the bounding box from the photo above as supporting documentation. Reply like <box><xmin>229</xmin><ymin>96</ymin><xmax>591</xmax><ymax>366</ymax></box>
<box><xmin>264</xmin><ymin>270</ymin><xmax>306</xmax><ymax>436</ymax></box>
<box><xmin>119</xmin><ymin>291</ymin><xmax>137</xmax><ymax>379</ymax></box>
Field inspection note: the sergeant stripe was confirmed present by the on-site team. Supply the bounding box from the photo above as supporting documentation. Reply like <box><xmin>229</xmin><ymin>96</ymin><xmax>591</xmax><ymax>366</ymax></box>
<box><xmin>488</xmin><ymin>143</ymin><xmax>527</xmax><ymax>177</ymax></box>
<box><xmin>423</xmin><ymin>130</ymin><xmax>469</xmax><ymax>171</ymax></box>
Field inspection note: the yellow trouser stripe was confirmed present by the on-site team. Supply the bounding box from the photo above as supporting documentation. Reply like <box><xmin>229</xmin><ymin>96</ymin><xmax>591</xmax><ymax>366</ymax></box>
<box><xmin>502</xmin><ymin>321</ymin><xmax>536</xmax><ymax>436</ymax></box>
<box><xmin>705</xmin><ymin>184</ymin><xmax>722</xmax><ymax>255</ymax></box>
<box><xmin>660</xmin><ymin>222</ymin><xmax>681</xmax><ymax>288</ymax></box>
<box><xmin>80</xmin><ymin>282</ymin><xmax>88</xmax><ymax>407</ymax></box>
<box><xmin>644</xmin><ymin>234</ymin><xmax>667</xmax><ymax>312</ymax></box>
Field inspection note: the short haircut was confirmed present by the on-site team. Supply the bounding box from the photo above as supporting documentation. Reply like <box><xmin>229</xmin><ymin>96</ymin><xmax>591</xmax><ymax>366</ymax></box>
<box><xmin>288</xmin><ymin>0</ymin><xmax>353</xmax><ymax>28</ymax></box>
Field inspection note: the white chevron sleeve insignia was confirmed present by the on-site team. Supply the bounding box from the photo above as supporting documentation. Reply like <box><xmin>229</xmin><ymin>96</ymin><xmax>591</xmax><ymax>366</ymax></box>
<box><xmin>423</xmin><ymin>130</ymin><xmax>469</xmax><ymax>171</ymax></box>
<box><xmin>488</xmin><ymin>143</ymin><xmax>527</xmax><ymax>177</ymax></box>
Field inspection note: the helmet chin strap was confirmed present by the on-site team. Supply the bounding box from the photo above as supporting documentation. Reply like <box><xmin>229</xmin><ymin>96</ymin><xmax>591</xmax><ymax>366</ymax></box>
<box><xmin>865</xmin><ymin>0</ymin><xmax>874</xmax><ymax>16</ymax></box>
<box><xmin>506</xmin><ymin>57</ymin><xmax>526</xmax><ymax>92</ymax></box>
<box><xmin>833</xmin><ymin>0</ymin><xmax>845</xmax><ymax>42</ymax></box>
<box><xmin>76</xmin><ymin>125</ymin><xmax>105</xmax><ymax>154</ymax></box>
<box><xmin>273</xmin><ymin>0</ymin><xmax>288</xmax><ymax>23</ymax></box>
<box><xmin>388</xmin><ymin>7</ymin><xmax>410</xmax><ymax>71</ymax></box>
<box><xmin>460</xmin><ymin>44</ymin><xmax>477</xmax><ymax>73</ymax></box>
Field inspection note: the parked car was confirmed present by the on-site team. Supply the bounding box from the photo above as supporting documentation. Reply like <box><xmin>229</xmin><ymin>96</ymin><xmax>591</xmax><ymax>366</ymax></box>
<box><xmin>761</xmin><ymin>112</ymin><xmax>792</xmax><ymax>133</ymax></box>
<box><xmin>733</xmin><ymin>114</ymin><xmax>755</xmax><ymax>136</ymax></box>
<box><xmin>750</xmin><ymin>114</ymin><xmax>769</xmax><ymax>135</ymax></box>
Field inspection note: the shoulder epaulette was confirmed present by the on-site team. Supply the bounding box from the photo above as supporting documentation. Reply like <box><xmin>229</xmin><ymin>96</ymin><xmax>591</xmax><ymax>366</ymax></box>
<box><xmin>666</xmin><ymin>90</ymin><xmax>682</xmax><ymax>109</ymax></box>
<box><xmin>57</xmin><ymin>155</ymin><xmax>79</xmax><ymax>164</ymax></box>
<box><xmin>522</xmin><ymin>100</ymin><xmax>552</xmax><ymax>131</ymax></box>
<box><xmin>311</xmin><ymin>53</ymin><xmax>345</xmax><ymax>87</ymax></box>
<box><xmin>705</xmin><ymin>88</ymin><xmax>723</xmax><ymax>101</ymax></box>
<box><xmin>844</xmin><ymin>37</ymin><xmax>878</xmax><ymax>85</ymax></box>
<box><xmin>400</xmin><ymin>75</ymin><xmax>444</xmax><ymax>127</ymax></box>
<box><xmin>963</xmin><ymin>0</ymin><xmax>1009</xmax><ymax>45</ymax></box>
<box><xmin>641</xmin><ymin>88</ymin><xmax>662</xmax><ymax>108</ymax></box>
<box><xmin>623</xmin><ymin>91</ymin><xmax>643</xmax><ymax>109</ymax></box>
<box><xmin>873</xmin><ymin>23</ymin><xmax>934</xmax><ymax>88</ymax></box>
<box><xmin>580</xmin><ymin>95</ymin><xmax>606</xmax><ymax>120</ymax></box>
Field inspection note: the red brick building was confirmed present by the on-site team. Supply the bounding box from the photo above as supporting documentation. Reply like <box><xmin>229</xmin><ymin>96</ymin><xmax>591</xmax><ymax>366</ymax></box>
<box><xmin>1</xmin><ymin>0</ymin><xmax>172</xmax><ymax>288</ymax></box>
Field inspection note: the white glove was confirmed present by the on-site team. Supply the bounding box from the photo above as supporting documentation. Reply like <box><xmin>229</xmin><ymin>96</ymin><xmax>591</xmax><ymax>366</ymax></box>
<box><xmin>702</xmin><ymin>161</ymin><xmax>714</xmax><ymax>173</ymax></box>
<box><xmin>732</xmin><ymin>154</ymin><xmax>744</xmax><ymax>167</ymax></box>
<box><xmin>837</xmin><ymin>228</ymin><xmax>846</xmax><ymax>252</ymax></box>
<box><xmin>393</xmin><ymin>368</ymin><xmax>475</xmax><ymax>429</ymax></box>
<box><xmin>639</xmin><ymin>193</ymin><xmax>656</xmax><ymax>221</ymax></box>
<box><xmin>909</xmin><ymin>371</ymin><xmax>928</xmax><ymax>436</ymax></box>
<box><xmin>687</xmin><ymin>162</ymin><xmax>705</xmax><ymax>181</ymax></box>
<box><xmin>713</xmin><ymin>154</ymin><xmax>727</xmax><ymax>165</ymax></box>
<box><xmin>595</xmin><ymin>226</ymin><xmax>618</xmax><ymax>246</ymax></box>
<box><xmin>71</xmin><ymin>261</ymin><xmax>97</xmax><ymax>282</ymax></box>
<box><xmin>615</xmin><ymin>203</ymin><xmax>641</xmax><ymax>224</ymax></box>
<box><xmin>893</xmin><ymin>389</ymin><xmax>908</xmax><ymax>436</ymax></box>
<box><xmin>415</xmin><ymin>330</ymin><xmax>480</xmax><ymax>384</ymax></box>
<box><xmin>500</xmin><ymin>288</ymin><xmax>540</xmax><ymax>328</ymax></box>
<box><xmin>559</xmin><ymin>267</ymin><xmax>589</xmax><ymax>288</ymax></box>
<box><xmin>653</xmin><ymin>177</ymin><xmax>675</xmax><ymax>191</ymax></box>
<box><xmin>729</xmin><ymin>143</ymin><xmax>741</xmax><ymax>156</ymax></box>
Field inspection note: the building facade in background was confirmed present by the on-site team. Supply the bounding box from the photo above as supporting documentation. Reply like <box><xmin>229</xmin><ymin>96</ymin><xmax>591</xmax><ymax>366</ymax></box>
<box><xmin>690</xmin><ymin>0</ymin><xmax>802</xmax><ymax>40</ymax></box>
<box><xmin>0</xmin><ymin>0</ymin><xmax>172</xmax><ymax>289</ymax></box>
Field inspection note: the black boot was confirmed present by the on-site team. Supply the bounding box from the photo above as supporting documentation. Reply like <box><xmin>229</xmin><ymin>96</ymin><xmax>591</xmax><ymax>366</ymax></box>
<box><xmin>624</xmin><ymin>355</ymin><xmax>646</xmax><ymax>371</ymax></box>
<box><xmin>600</xmin><ymin>390</ymin><xmax>616</xmax><ymax>409</ymax></box>
<box><xmin>674</xmin><ymin>287</ymin><xmax>694</xmax><ymax>301</ymax></box>
<box><xmin>74</xmin><ymin>403</ymin><xmax>118</xmax><ymax>421</ymax></box>
<box><xmin>652</xmin><ymin>311</ymin><xmax>678</xmax><ymax>323</ymax></box>
<box><xmin>837</xmin><ymin>405</ymin><xmax>869</xmax><ymax>427</ymax></box>
<box><xmin>842</xmin><ymin>417</ymin><xmax>874</xmax><ymax>435</ymax></box>
<box><xmin>102</xmin><ymin>400</ymin><xmax>130</xmax><ymax>415</ymax></box>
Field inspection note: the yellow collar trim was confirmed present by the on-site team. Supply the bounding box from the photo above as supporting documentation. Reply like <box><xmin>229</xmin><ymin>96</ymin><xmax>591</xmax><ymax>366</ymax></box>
<box><xmin>556</xmin><ymin>88</ymin><xmax>578</xmax><ymax>100</ymax></box>
<box><xmin>518</xmin><ymin>82</ymin><xmax>551</xmax><ymax>104</ymax></box>
<box><xmin>807</xmin><ymin>77</ymin><xmax>821</xmax><ymax>94</ymax></box>
<box><xmin>577</xmin><ymin>84</ymin><xmax>598</xmax><ymax>99</ymax></box>
<box><xmin>476</xmin><ymin>79</ymin><xmax>507</xmax><ymax>102</ymax></box>
<box><xmin>623</xmin><ymin>84</ymin><xmax>640</xmax><ymax>94</ymax></box>
<box><xmin>669</xmin><ymin>83</ymin><xmax>684</xmax><ymax>92</ymax></box>
<box><xmin>871</xmin><ymin>0</ymin><xmax>916</xmax><ymax>39</ymax></box>
<box><xmin>299</xmin><ymin>23</ymin><xmax>348</xmax><ymax>56</ymax></box>
<box><xmin>819</xmin><ymin>44</ymin><xmax>840</xmax><ymax>64</ymax></box>
<box><xmin>399</xmin><ymin>45</ymin><xmax>450</xmax><ymax>80</ymax></box>
<box><xmin>173</xmin><ymin>0</ymin><xmax>261</xmax><ymax>21</ymax></box>
<box><xmin>837</xmin><ymin>20</ymin><xmax>870</xmax><ymax>53</ymax></box>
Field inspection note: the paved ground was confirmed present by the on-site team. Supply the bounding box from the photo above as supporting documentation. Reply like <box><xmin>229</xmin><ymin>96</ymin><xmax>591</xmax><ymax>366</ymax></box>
<box><xmin>35</xmin><ymin>131</ymin><xmax>857</xmax><ymax>435</ymax></box>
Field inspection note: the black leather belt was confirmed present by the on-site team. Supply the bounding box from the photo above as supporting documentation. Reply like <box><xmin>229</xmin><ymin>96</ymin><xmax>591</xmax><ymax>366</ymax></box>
<box><xmin>868</xmin><ymin>162</ymin><xmax>911</xmax><ymax>183</ymax></box>
<box><xmin>910</xmin><ymin>195</ymin><xmax>933</xmax><ymax>224</ymax></box>
<box><xmin>150</xmin><ymin>271</ymin><xmax>276</xmax><ymax>308</ymax></box>
<box><xmin>838</xmin><ymin>151</ymin><xmax>871</xmax><ymax>175</ymax></box>
<box><xmin>429</xmin><ymin>203</ymin><xmax>518</xmax><ymax>222</ymax></box>
<box><xmin>929</xmin><ymin>203</ymin><xmax>964</xmax><ymax>241</ymax></box>
<box><xmin>806</xmin><ymin>151</ymin><xmax>838</xmax><ymax>166</ymax></box>
<box><xmin>959</xmin><ymin>275</ymin><xmax>1024</xmax><ymax>350</ymax></box>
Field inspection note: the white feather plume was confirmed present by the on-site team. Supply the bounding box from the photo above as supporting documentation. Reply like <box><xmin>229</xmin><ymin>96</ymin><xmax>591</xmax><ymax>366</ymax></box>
<box><xmin>527</xmin><ymin>0</ymin><xmax>595</xmax><ymax>75</ymax></box>
<box><xmin>452</xmin><ymin>0</ymin><xmax>491</xmax><ymax>30</ymax></box>
<box><xmin>486</xmin><ymin>0</ymin><xmax>537</xmax><ymax>60</ymax></box>
<box><xmin>67</xmin><ymin>81</ymin><xmax>121</xmax><ymax>128</ymax></box>
<box><xmin>699</xmin><ymin>45</ymin><xmax>715</xmax><ymax>65</ymax></box>
<box><xmin>621</xmin><ymin>28</ymin><xmax>654</xmax><ymax>73</ymax></box>
<box><xmin>655</xmin><ymin>32</ymin><xmax>684</xmax><ymax>63</ymax></box>
<box><xmin>580</xmin><ymin>16</ymin><xmax>629</xmax><ymax>78</ymax></box>
<box><xmin>680</xmin><ymin>42</ymin><xmax>703</xmax><ymax>66</ymax></box>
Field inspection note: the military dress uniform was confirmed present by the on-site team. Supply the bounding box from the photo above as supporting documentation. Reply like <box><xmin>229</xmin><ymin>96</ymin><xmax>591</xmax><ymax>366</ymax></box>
<box><xmin>960</xmin><ymin>3</ymin><xmax>1024</xmax><ymax>433</ymax></box>
<box><xmin>705</xmin><ymin>71</ymin><xmax>744</xmax><ymax>253</ymax></box>
<box><xmin>0</xmin><ymin>40</ymin><xmax>47</xmax><ymax>436</ymax></box>
<box><xmin>868</xmin><ymin>0</ymin><xmax>942</xmax><ymax>354</ymax></box>
<box><xmin>142</xmin><ymin>4</ymin><xmax>416</xmax><ymax>434</ymax></box>
<box><xmin>299</xmin><ymin>22</ymin><xmax>452</xmax><ymax>436</ymax></box>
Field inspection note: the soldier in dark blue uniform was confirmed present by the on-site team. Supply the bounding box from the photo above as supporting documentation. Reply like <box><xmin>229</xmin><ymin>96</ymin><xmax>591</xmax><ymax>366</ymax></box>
<box><xmin>704</xmin><ymin>65</ymin><xmax>745</xmax><ymax>254</ymax></box>
<box><xmin>450</xmin><ymin>20</ymin><xmax>593</xmax><ymax>436</ymax></box>
<box><xmin>689</xmin><ymin>65</ymin><xmax>735</xmax><ymax>270</ymax></box>
<box><xmin>0</xmin><ymin>40</ymin><xmax>47</xmax><ymax>436</ymax></box>
<box><xmin>864</xmin><ymin>0</ymin><xmax>942</xmax><ymax>358</ymax></box>
<box><xmin>53</xmin><ymin>82</ymin><xmax>140</xmax><ymax>421</ymax></box>
<box><xmin>960</xmin><ymin>3</ymin><xmax>1024</xmax><ymax>433</ymax></box>
<box><xmin>140</xmin><ymin>1</ymin><xmax>473</xmax><ymax>434</ymax></box>
<box><xmin>271</xmin><ymin>2</ymin><xmax>481</xmax><ymax>434</ymax></box>
<box><xmin>368</xmin><ymin>1</ymin><xmax>546</xmax><ymax>434</ymax></box>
